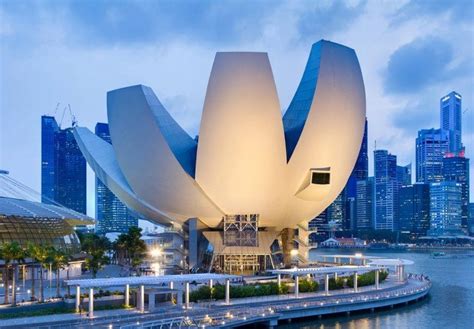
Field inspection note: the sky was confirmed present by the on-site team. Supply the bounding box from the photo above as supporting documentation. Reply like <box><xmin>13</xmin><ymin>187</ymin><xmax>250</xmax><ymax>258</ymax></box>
<box><xmin>0</xmin><ymin>0</ymin><xmax>473</xmax><ymax>218</ymax></box>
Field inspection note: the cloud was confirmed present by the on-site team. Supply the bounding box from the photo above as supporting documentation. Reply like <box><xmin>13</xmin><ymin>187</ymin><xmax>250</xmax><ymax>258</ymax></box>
<box><xmin>383</xmin><ymin>36</ymin><xmax>454</xmax><ymax>94</ymax></box>
<box><xmin>392</xmin><ymin>0</ymin><xmax>474</xmax><ymax>25</ymax></box>
<box><xmin>297</xmin><ymin>0</ymin><xmax>368</xmax><ymax>41</ymax></box>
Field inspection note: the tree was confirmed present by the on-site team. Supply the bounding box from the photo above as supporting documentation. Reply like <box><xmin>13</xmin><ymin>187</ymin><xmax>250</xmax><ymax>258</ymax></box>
<box><xmin>27</xmin><ymin>243</ymin><xmax>51</xmax><ymax>303</ymax></box>
<box><xmin>0</xmin><ymin>242</ymin><xmax>25</xmax><ymax>306</ymax></box>
<box><xmin>114</xmin><ymin>227</ymin><xmax>147</xmax><ymax>276</ymax></box>
<box><xmin>48</xmin><ymin>247</ymin><xmax>69</xmax><ymax>297</ymax></box>
<box><xmin>80</xmin><ymin>233</ymin><xmax>110</xmax><ymax>278</ymax></box>
<box><xmin>126</xmin><ymin>227</ymin><xmax>147</xmax><ymax>276</ymax></box>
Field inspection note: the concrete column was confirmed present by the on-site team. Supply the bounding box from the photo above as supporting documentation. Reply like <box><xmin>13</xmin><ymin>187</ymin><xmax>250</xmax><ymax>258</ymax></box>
<box><xmin>124</xmin><ymin>284</ymin><xmax>130</xmax><ymax>307</ymax></box>
<box><xmin>185</xmin><ymin>282</ymin><xmax>190</xmax><ymax>309</ymax></box>
<box><xmin>75</xmin><ymin>286</ymin><xmax>80</xmax><ymax>313</ymax></box>
<box><xmin>225</xmin><ymin>279</ymin><xmax>230</xmax><ymax>305</ymax></box>
<box><xmin>139</xmin><ymin>285</ymin><xmax>145</xmax><ymax>313</ymax></box>
<box><xmin>325</xmin><ymin>274</ymin><xmax>329</xmax><ymax>296</ymax></box>
<box><xmin>354</xmin><ymin>273</ymin><xmax>358</xmax><ymax>292</ymax></box>
<box><xmin>334</xmin><ymin>272</ymin><xmax>338</xmax><ymax>280</ymax></box>
<box><xmin>208</xmin><ymin>279</ymin><xmax>213</xmax><ymax>290</ymax></box>
<box><xmin>375</xmin><ymin>270</ymin><xmax>380</xmax><ymax>290</ymax></box>
<box><xmin>349</xmin><ymin>258</ymin><xmax>353</xmax><ymax>265</ymax></box>
<box><xmin>400</xmin><ymin>265</ymin><xmax>405</xmax><ymax>281</ymax></box>
<box><xmin>169</xmin><ymin>281</ymin><xmax>174</xmax><ymax>290</ymax></box>
<box><xmin>277</xmin><ymin>274</ymin><xmax>281</xmax><ymax>287</ymax></box>
<box><xmin>88</xmin><ymin>288</ymin><xmax>94</xmax><ymax>318</ymax></box>
<box><xmin>294</xmin><ymin>276</ymin><xmax>299</xmax><ymax>298</ymax></box>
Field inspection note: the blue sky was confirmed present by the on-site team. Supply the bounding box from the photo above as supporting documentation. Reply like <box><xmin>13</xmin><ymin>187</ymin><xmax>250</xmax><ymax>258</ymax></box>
<box><xmin>1</xmin><ymin>0</ymin><xmax>473</xmax><ymax>217</ymax></box>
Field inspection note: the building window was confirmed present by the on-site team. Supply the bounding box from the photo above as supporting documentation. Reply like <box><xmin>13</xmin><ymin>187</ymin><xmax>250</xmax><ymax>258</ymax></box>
<box><xmin>312</xmin><ymin>172</ymin><xmax>330</xmax><ymax>185</ymax></box>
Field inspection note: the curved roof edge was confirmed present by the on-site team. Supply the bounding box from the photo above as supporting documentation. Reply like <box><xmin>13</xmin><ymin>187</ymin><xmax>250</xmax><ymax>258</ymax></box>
<box><xmin>108</xmin><ymin>85</ymin><xmax>198</xmax><ymax>178</ymax></box>
<box><xmin>73</xmin><ymin>127</ymin><xmax>174</xmax><ymax>226</ymax></box>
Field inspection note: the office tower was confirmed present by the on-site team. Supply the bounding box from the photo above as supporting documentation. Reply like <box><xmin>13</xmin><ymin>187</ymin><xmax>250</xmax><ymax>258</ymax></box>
<box><xmin>416</xmin><ymin>128</ymin><xmax>449</xmax><ymax>183</ymax></box>
<box><xmin>397</xmin><ymin>164</ymin><xmax>412</xmax><ymax>186</ymax></box>
<box><xmin>469</xmin><ymin>203</ymin><xmax>474</xmax><ymax>235</ymax></box>
<box><xmin>399</xmin><ymin>183</ymin><xmax>430</xmax><ymax>235</ymax></box>
<box><xmin>356</xmin><ymin>177</ymin><xmax>374</xmax><ymax>230</ymax></box>
<box><xmin>345</xmin><ymin>119</ymin><xmax>369</xmax><ymax>196</ymax></box>
<box><xmin>95</xmin><ymin>123</ymin><xmax>138</xmax><ymax>233</ymax></box>
<box><xmin>429</xmin><ymin>181</ymin><xmax>463</xmax><ymax>235</ymax></box>
<box><xmin>443</xmin><ymin>154</ymin><xmax>470</xmax><ymax>230</ymax></box>
<box><xmin>374</xmin><ymin>150</ymin><xmax>398</xmax><ymax>231</ymax></box>
<box><xmin>440</xmin><ymin>91</ymin><xmax>463</xmax><ymax>153</ymax></box>
<box><xmin>41</xmin><ymin>115</ymin><xmax>87</xmax><ymax>214</ymax></box>
<box><xmin>41</xmin><ymin>116</ymin><xmax>59</xmax><ymax>203</ymax></box>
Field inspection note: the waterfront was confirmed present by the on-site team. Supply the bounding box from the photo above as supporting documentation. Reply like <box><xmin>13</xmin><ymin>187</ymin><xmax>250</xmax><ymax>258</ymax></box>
<box><xmin>279</xmin><ymin>249</ymin><xmax>474</xmax><ymax>329</ymax></box>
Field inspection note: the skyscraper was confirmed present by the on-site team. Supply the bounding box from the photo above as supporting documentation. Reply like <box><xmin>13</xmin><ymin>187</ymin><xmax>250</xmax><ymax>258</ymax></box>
<box><xmin>356</xmin><ymin>177</ymin><xmax>373</xmax><ymax>230</ymax></box>
<box><xmin>442</xmin><ymin>154</ymin><xmax>470</xmax><ymax>230</ymax></box>
<box><xmin>41</xmin><ymin>115</ymin><xmax>86</xmax><ymax>214</ymax></box>
<box><xmin>429</xmin><ymin>181</ymin><xmax>463</xmax><ymax>235</ymax></box>
<box><xmin>41</xmin><ymin>116</ymin><xmax>59</xmax><ymax>203</ymax></box>
<box><xmin>374</xmin><ymin>150</ymin><xmax>398</xmax><ymax>231</ymax></box>
<box><xmin>95</xmin><ymin>123</ymin><xmax>138</xmax><ymax>233</ymax></box>
<box><xmin>399</xmin><ymin>183</ymin><xmax>430</xmax><ymax>235</ymax></box>
<box><xmin>416</xmin><ymin>128</ymin><xmax>449</xmax><ymax>183</ymax></box>
<box><xmin>440</xmin><ymin>91</ymin><xmax>463</xmax><ymax>153</ymax></box>
<box><xmin>397</xmin><ymin>164</ymin><xmax>412</xmax><ymax>187</ymax></box>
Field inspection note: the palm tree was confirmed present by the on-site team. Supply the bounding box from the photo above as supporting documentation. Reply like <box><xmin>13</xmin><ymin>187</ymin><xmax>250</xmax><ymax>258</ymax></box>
<box><xmin>27</xmin><ymin>244</ymin><xmax>50</xmax><ymax>303</ymax></box>
<box><xmin>0</xmin><ymin>244</ymin><xmax>11</xmax><ymax>304</ymax></box>
<box><xmin>1</xmin><ymin>242</ymin><xmax>25</xmax><ymax>306</ymax></box>
<box><xmin>80</xmin><ymin>234</ymin><xmax>110</xmax><ymax>278</ymax></box>
<box><xmin>48</xmin><ymin>247</ymin><xmax>68</xmax><ymax>297</ymax></box>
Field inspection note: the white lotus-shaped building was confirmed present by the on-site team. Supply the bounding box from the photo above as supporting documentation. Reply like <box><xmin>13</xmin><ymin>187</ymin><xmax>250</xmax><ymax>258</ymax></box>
<box><xmin>74</xmin><ymin>40</ymin><xmax>365</xmax><ymax>244</ymax></box>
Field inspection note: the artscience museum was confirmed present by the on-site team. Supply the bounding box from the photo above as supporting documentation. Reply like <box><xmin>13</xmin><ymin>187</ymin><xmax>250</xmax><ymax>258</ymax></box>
<box><xmin>74</xmin><ymin>39</ymin><xmax>366</xmax><ymax>274</ymax></box>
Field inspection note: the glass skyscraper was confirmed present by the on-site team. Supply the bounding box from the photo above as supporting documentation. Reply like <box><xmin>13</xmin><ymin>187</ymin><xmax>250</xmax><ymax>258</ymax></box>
<box><xmin>429</xmin><ymin>181</ymin><xmax>463</xmax><ymax>235</ymax></box>
<box><xmin>440</xmin><ymin>91</ymin><xmax>463</xmax><ymax>153</ymax></box>
<box><xmin>95</xmin><ymin>123</ymin><xmax>138</xmax><ymax>233</ymax></box>
<box><xmin>397</xmin><ymin>164</ymin><xmax>412</xmax><ymax>187</ymax></box>
<box><xmin>399</xmin><ymin>183</ymin><xmax>430</xmax><ymax>235</ymax></box>
<box><xmin>41</xmin><ymin>115</ymin><xmax>86</xmax><ymax>214</ymax></box>
<box><xmin>41</xmin><ymin>116</ymin><xmax>59</xmax><ymax>203</ymax></box>
<box><xmin>442</xmin><ymin>154</ymin><xmax>470</xmax><ymax>231</ymax></box>
<box><xmin>374</xmin><ymin>150</ymin><xmax>398</xmax><ymax>231</ymax></box>
<box><xmin>356</xmin><ymin>176</ymin><xmax>373</xmax><ymax>230</ymax></box>
<box><xmin>416</xmin><ymin>128</ymin><xmax>449</xmax><ymax>183</ymax></box>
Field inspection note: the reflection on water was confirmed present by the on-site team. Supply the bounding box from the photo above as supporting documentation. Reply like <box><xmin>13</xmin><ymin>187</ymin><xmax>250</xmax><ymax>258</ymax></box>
<box><xmin>277</xmin><ymin>249</ymin><xmax>474</xmax><ymax>329</ymax></box>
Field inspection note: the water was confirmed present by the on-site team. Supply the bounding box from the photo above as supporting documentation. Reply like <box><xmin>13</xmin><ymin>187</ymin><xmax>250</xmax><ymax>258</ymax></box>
<box><xmin>278</xmin><ymin>249</ymin><xmax>474</xmax><ymax>329</ymax></box>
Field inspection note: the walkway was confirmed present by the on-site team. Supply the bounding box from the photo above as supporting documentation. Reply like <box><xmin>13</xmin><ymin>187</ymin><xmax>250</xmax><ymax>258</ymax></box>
<box><xmin>0</xmin><ymin>275</ymin><xmax>431</xmax><ymax>329</ymax></box>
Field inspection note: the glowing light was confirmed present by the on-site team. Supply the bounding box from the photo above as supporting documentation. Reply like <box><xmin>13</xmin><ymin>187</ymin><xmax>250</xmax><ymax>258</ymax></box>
<box><xmin>149</xmin><ymin>247</ymin><xmax>162</xmax><ymax>258</ymax></box>
<box><xmin>290</xmin><ymin>249</ymin><xmax>299</xmax><ymax>256</ymax></box>
<box><xmin>355</xmin><ymin>253</ymin><xmax>363</xmax><ymax>258</ymax></box>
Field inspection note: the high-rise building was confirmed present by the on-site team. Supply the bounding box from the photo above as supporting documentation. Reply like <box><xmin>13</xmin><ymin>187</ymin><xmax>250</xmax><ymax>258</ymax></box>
<box><xmin>440</xmin><ymin>91</ymin><xmax>463</xmax><ymax>153</ymax></box>
<box><xmin>429</xmin><ymin>181</ymin><xmax>463</xmax><ymax>236</ymax></box>
<box><xmin>469</xmin><ymin>203</ymin><xmax>474</xmax><ymax>235</ymax></box>
<box><xmin>41</xmin><ymin>115</ymin><xmax>86</xmax><ymax>214</ymax></box>
<box><xmin>374</xmin><ymin>150</ymin><xmax>398</xmax><ymax>231</ymax></box>
<box><xmin>95</xmin><ymin>123</ymin><xmax>138</xmax><ymax>233</ymax></box>
<box><xmin>356</xmin><ymin>177</ymin><xmax>374</xmax><ymax>230</ymax></box>
<box><xmin>416</xmin><ymin>128</ymin><xmax>449</xmax><ymax>183</ymax></box>
<box><xmin>399</xmin><ymin>183</ymin><xmax>430</xmax><ymax>235</ymax></box>
<box><xmin>346</xmin><ymin>119</ymin><xmax>369</xmax><ymax>196</ymax></box>
<box><xmin>41</xmin><ymin>116</ymin><xmax>59</xmax><ymax>203</ymax></box>
<box><xmin>397</xmin><ymin>164</ymin><xmax>412</xmax><ymax>187</ymax></box>
<box><xmin>442</xmin><ymin>154</ymin><xmax>470</xmax><ymax>230</ymax></box>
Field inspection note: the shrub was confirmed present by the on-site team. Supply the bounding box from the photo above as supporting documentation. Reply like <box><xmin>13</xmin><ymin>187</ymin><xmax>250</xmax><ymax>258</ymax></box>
<box><xmin>346</xmin><ymin>270</ymin><xmax>388</xmax><ymax>288</ymax></box>
<box><xmin>328</xmin><ymin>277</ymin><xmax>345</xmax><ymax>290</ymax></box>
<box><xmin>189</xmin><ymin>282</ymin><xmax>290</xmax><ymax>302</ymax></box>
<box><xmin>298</xmin><ymin>278</ymin><xmax>319</xmax><ymax>293</ymax></box>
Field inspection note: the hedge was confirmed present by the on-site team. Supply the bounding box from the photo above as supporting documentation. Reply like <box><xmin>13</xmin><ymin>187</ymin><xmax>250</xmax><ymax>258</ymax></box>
<box><xmin>189</xmin><ymin>282</ymin><xmax>289</xmax><ymax>302</ymax></box>
<box><xmin>328</xmin><ymin>277</ymin><xmax>345</xmax><ymax>290</ymax></box>
<box><xmin>346</xmin><ymin>270</ymin><xmax>388</xmax><ymax>288</ymax></box>
<box><xmin>298</xmin><ymin>278</ymin><xmax>319</xmax><ymax>293</ymax></box>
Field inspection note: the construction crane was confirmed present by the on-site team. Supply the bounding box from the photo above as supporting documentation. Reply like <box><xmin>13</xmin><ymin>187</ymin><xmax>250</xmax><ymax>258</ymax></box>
<box><xmin>58</xmin><ymin>104</ymin><xmax>77</xmax><ymax>128</ymax></box>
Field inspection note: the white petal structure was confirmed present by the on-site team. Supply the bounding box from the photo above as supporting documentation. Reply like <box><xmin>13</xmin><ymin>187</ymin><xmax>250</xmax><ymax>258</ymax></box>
<box><xmin>74</xmin><ymin>40</ymin><xmax>365</xmax><ymax>230</ymax></box>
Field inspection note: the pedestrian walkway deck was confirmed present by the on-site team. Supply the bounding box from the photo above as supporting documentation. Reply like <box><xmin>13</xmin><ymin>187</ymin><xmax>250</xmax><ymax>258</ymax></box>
<box><xmin>0</xmin><ymin>275</ymin><xmax>431</xmax><ymax>329</ymax></box>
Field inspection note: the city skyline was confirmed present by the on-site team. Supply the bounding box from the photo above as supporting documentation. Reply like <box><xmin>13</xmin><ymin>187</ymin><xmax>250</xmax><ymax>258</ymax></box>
<box><xmin>1</xmin><ymin>1</ymin><xmax>473</xmax><ymax>217</ymax></box>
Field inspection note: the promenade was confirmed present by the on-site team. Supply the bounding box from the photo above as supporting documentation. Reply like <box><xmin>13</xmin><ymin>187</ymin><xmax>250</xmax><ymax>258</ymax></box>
<box><xmin>0</xmin><ymin>274</ymin><xmax>431</xmax><ymax>329</ymax></box>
